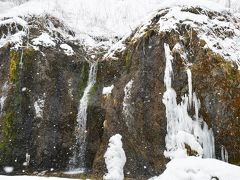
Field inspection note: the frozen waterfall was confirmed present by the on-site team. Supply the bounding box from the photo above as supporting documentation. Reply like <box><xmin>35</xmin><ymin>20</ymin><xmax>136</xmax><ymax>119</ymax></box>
<box><xmin>162</xmin><ymin>43</ymin><xmax>215</xmax><ymax>159</ymax></box>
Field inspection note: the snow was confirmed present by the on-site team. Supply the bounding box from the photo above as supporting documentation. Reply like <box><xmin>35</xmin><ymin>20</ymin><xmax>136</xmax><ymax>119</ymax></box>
<box><xmin>32</xmin><ymin>33</ymin><xmax>56</xmax><ymax>47</ymax></box>
<box><xmin>103</xmin><ymin>134</ymin><xmax>126</xmax><ymax>180</ymax></box>
<box><xmin>122</xmin><ymin>80</ymin><xmax>134</xmax><ymax>130</ymax></box>
<box><xmin>133</xmin><ymin>2</ymin><xmax>240</xmax><ymax>69</ymax></box>
<box><xmin>0</xmin><ymin>1</ymin><xmax>14</xmax><ymax>14</ymax></box>
<box><xmin>0</xmin><ymin>0</ymin><xmax>240</xmax><ymax>64</ymax></box>
<box><xmin>34</xmin><ymin>97</ymin><xmax>45</xmax><ymax>118</ymax></box>
<box><xmin>163</xmin><ymin>43</ymin><xmax>215</xmax><ymax>159</ymax></box>
<box><xmin>60</xmin><ymin>44</ymin><xmax>74</xmax><ymax>56</ymax></box>
<box><xmin>102</xmin><ymin>85</ymin><xmax>114</xmax><ymax>95</ymax></box>
<box><xmin>22</xmin><ymin>87</ymin><xmax>27</xmax><ymax>92</ymax></box>
<box><xmin>149</xmin><ymin>157</ymin><xmax>240</xmax><ymax>180</ymax></box>
<box><xmin>0</xmin><ymin>82</ymin><xmax>8</xmax><ymax>114</ymax></box>
<box><xmin>0</xmin><ymin>0</ymin><xmax>164</xmax><ymax>48</ymax></box>
<box><xmin>3</xmin><ymin>167</ymin><xmax>14</xmax><ymax>173</ymax></box>
<box><xmin>160</xmin><ymin>0</ymin><xmax>226</xmax><ymax>12</ymax></box>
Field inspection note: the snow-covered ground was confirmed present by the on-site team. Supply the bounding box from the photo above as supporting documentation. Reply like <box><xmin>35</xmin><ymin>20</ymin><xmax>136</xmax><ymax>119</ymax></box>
<box><xmin>150</xmin><ymin>157</ymin><xmax>240</xmax><ymax>180</ymax></box>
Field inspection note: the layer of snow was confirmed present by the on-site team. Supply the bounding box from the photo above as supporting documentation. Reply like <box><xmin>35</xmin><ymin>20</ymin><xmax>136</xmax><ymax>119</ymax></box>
<box><xmin>102</xmin><ymin>85</ymin><xmax>114</xmax><ymax>95</ymax></box>
<box><xmin>133</xmin><ymin>3</ymin><xmax>240</xmax><ymax>69</ymax></box>
<box><xmin>32</xmin><ymin>33</ymin><xmax>56</xmax><ymax>47</ymax></box>
<box><xmin>163</xmin><ymin>43</ymin><xmax>215</xmax><ymax>159</ymax></box>
<box><xmin>0</xmin><ymin>1</ymin><xmax>14</xmax><ymax>14</ymax></box>
<box><xmin>160</xmin><ymin>0</ymin><xmax>226</xmax><ymax>12</ymax></box>
<box><xmin>149</xmin><ymin>157</ymin><xmax>240</xmax><ymax>180</ymax></box>
<box><xmin>0</xmin><ymin>0</ymin><xmax>240</xmax><ymax>55</ymax></box>
<box><xmin>103</xmin><ymin>134</ymin><xmax>126</xmax><ymax>180</ymax></box>
<box><xmin>60</xmin><ymin>44</ymin><xmax>74</xmax><ymax>56</ymax></box>
<box><xmin>0</xmin><ymin>0</ymin><xmax>164</xmax><ymax>47</ymax></box>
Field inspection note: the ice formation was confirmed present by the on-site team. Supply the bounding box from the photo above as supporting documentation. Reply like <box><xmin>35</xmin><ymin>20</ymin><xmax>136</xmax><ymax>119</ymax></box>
<box><xmin>0</xmin><ymin>82</ymin><xmax>9</xmax><ymax>115</ymax></box>
<box><xmin>69</xmin><ymin>62</ymin><xmax>98</xmax><ymax>171</ymax></box>
<box><xmin>103</xmin><ymin>134</ymin><xmax>126</xmax><ymax>180</ymax></box>
<box><xmin>162</xmin><ymin>43</ymin><xmax>215</xmax><ymax>159</ymax></box>
<box><xmin>221</xmin><ymin>145</ymin><xmax>229</xmax><ymax>162</ymax></box>
<box><xmin>122</xmin><ymin>80</ymin><xmax>134</xmax><ymax>130</ymax></box>
<box><xmin>34</xmin><ymin>97</ymin><xmax>45</xmax><ymax>118</ymax></box>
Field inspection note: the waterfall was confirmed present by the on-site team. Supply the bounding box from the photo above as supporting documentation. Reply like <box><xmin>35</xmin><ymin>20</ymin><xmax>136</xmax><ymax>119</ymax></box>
<box><xmin>162</xmin><ymin>43</ymin><xmax>215</xmax><ymax>159</ymax></box>
<box><xmin>69</xmin><ymin>62</ymin><xmax>98</xmax><ymax>172</ymax></box>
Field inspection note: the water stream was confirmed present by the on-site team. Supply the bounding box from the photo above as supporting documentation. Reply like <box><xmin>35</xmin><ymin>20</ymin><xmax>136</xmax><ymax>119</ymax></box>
<box><xmin>69</xmin><ymin>61</ymin><xmax>98</xmax><ymax>172</ymax></box>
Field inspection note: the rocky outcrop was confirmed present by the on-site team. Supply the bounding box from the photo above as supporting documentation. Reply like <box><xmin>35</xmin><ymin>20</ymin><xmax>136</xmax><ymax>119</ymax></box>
<box><xmin>0</xmin><ymin>16</ymin><xmax>97</xmax><ymax>172</ymax></box>
<box><xmin>0</xmin><ymin>5</ymin><xmax>240</xmax><ymax>180</ymax></box>
<box><xmin>93</xmin><ymin>6</ymin><xmax>240</xmax><ymax>179</ymax></box>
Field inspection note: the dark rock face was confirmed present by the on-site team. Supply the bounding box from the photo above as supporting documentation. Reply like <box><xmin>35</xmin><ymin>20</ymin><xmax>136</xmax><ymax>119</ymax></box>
<box><xmin>93</xmin><ymin>8</ymin><xmax>240</xmax><ymax>179</ymax></box>
<box><xmin>0</xmin><ymin>16</ymin><xmax>104</xmax><ymax>173</ymax></box>
<box><xmin>0</xmin><ymin>7</ymin><xmax>239</xmax><ymax>179</ymax></box>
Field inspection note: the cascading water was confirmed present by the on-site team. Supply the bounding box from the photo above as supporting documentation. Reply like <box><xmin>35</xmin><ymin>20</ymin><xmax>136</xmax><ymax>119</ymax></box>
<box><xmin>162</xmin><ymin>43</ymin><xmax>215</xmax><ymax>159</ymax></box>
<box><xmin>69</xmin><ymin>61</ymin><xmax>98</xmax><ymax>172</ymax></box>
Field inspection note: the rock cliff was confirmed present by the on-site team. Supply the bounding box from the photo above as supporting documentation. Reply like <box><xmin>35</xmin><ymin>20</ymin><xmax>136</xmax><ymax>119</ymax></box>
<box><xmin>0</xmin><ymin>4</ymin><xmax>240</xmax><ymax>179</ymax></box>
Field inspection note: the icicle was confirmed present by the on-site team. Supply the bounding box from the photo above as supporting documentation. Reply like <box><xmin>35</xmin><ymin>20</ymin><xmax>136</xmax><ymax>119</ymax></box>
<box><xmin>221</xmin><ymin>145</ymin><xmax>229</xmax><ymax>162</ymax></box>
<box><xmin>162</xmin><ymin>43</ymin><xmax>215</xmax><ymax>159</ymax></box>
<box><xmin>187</xmin><ymin>68</ymin><xmax>192</xmax><ymax>108</ymax></box>
<box><xmin>69</xmin><ymin>61</ymin><xmax>98</xmax><ymax>171</ymax></box>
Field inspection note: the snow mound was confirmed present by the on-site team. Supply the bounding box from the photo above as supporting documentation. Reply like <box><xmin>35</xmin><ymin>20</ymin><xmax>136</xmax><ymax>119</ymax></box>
<box><xmin>32</xmin><ymin>32</ymin><xmax>56</xmax><ymax>47</ymax></box>
<box><xmin>103</xmin><ymin>134</ymin><xmax>126</xmax><ymax>180</ymax></box>
<box><xmin>149</xmin><ymin>157</ymin><xmax>240</xmax><ymax>180</ymax></box>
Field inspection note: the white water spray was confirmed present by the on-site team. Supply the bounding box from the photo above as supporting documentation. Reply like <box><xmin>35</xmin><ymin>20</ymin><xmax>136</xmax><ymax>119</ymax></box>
<box><xmin>69</xmin><ymin>62</ymin><xmax>98</xmax><ymax>171</ymax></box>
<box><xmin>162</xmin><ymin>43</ymin><xmax>215</xmax><ymax>159</ymax></box>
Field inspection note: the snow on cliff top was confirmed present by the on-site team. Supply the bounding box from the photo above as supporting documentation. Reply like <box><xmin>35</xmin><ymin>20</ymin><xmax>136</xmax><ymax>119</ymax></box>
<box><xmin>1</xmin><ymin>0</ymin><xmax>240</xmax><ymax>68</ymax></box>
<box><xmin>0</xmin><ymin>0</ymin><xmax>229</xmax><ymax>46</ymax></box>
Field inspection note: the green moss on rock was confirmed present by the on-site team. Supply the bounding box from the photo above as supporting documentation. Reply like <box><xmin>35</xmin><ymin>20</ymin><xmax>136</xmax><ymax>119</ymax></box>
<box><xmin>78</xmin><ymin>63</ymin><xmax>89</xmax><ymax>99</ymax></box>
<box><xmin>9</xmin><ymin>50</ymin><xmax>20</xmax><ymax>83</ymax></box>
